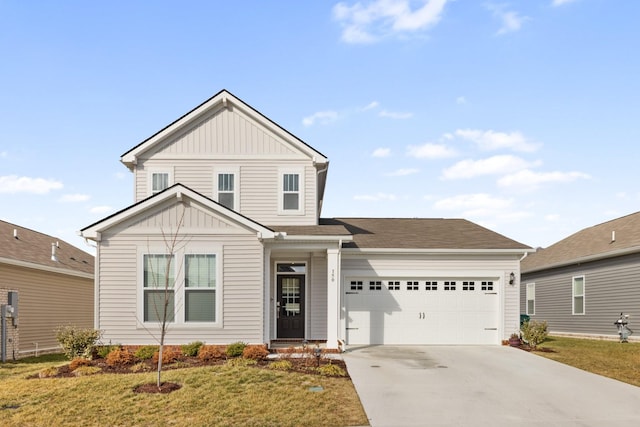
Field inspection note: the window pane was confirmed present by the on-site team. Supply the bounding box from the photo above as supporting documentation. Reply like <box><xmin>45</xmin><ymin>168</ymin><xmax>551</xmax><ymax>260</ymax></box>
<box><xmin>218</xmin><ymin>173</ymin><xmax>234</xmax><ymax>191</ymax></box>
<box><xmin>283</xmin><ymin>174</ymin><xmax>299</xmax><ymax>192</ymax></box>
<box><xmin>574</xmin><ymin>296</ymin><xmax>584</xmax><ymax>314</ymax></box>
<box><xmin>573</xmin><ymin>277</ymin><xmax>584</xmax><ymax>295</ymax></box>
<box><xmin>527</xmin><ymin>300</ymin><xmax>535</xmax><ymax>315</ymax></box>
<box><xmin>219</xmin><ymin>192</ymin><xmax>234</xmax><ymax>210</ymax></box>
<box><xmin>152</xmin><ymin>173</ymin><xmax>169</xmax><ymax>194</ymax></box>
<box><xmin>144</xmin><ymin>290</ymin><xmax>175</xmax><ymax>322</ymax></box>
<box><xmin>283</xmin><ymin>193</ymin><xmax>299</xmax><ymax>210</ymax></box>
<box><xmin>144</xmin><ymin>255</ymin><xmax>174</xmax><ymax>288</ymax></box>
<box><xmin>186</xmin><ymin>255</ymin><xmax>216</xmax><ymax>288</ymax></box>
<box><xmin>185</xmin><ymin>290</ymin><xmax>216</xmax><ymax>322</ymax></box>
<box><xmin>277</xmin><ymin>263</ymin><xmax>306</xmax><ymax>273</ymax></box>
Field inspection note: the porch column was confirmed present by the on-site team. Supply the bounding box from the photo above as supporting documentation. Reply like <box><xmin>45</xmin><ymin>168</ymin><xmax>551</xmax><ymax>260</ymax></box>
<box><xmin>326</xmin><ymin>248</ymin><xmax>340</xmax><ymax>350</ymax></box>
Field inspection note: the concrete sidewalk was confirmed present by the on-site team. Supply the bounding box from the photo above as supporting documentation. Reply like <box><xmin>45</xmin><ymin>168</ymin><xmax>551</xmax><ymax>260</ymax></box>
<box><xmin>343</xmin><ymin>345</ymin><xmax>640</xmax><ymax>427</ymax></box>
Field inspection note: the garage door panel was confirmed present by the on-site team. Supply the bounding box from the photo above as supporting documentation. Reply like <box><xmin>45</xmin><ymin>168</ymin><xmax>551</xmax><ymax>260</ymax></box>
<box><xmin>346</xmin><ymin>279</ymin><xmax>499</xmax><ymax>345</ymax></box>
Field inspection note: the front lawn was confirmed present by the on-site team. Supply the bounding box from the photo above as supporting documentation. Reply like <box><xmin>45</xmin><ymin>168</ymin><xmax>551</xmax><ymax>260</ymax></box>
<box><xmin>0</xmin><ymin>355</ymin><xmax>368</xmax><ymax>426</ymax></box>
<box><xmin>533</xmin><ymin>336</ymin><xmax>640</xmax><ymax>387</ymax></box>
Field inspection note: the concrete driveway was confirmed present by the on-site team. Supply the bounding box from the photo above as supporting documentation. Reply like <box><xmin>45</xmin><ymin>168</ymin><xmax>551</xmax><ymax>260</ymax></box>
<box><xmin>343</xmin><ymin>345</ymin><xmax>640</xmax><ymax>427</ymax></box>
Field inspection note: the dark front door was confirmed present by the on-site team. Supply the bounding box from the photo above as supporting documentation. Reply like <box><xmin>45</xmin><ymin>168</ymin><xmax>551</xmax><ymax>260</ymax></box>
<box><xmin>277</xmin><ymin>275</ymin><xmax>305</xmax><ymax>338</ymax></box>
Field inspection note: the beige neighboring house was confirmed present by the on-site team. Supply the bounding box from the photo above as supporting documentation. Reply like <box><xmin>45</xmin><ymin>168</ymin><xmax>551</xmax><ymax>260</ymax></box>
<box><xmin>81</xmin><ymin>89</ymin><xmax>532</xmax><ymax>350</ymax></box>
<box><xmin>0</xmin><ymin>220</ymin><xmax>94</xmax><ymax>359</ymax></box>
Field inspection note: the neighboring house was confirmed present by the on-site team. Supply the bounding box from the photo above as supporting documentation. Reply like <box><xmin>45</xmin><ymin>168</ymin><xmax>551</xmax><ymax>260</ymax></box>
<box><xmin>520</xmin><ymin>211</ymin><xmax>640</xmax><ymax>340</ymax></box>
<box><xmin>0</xmin><ymin>220</ymin><xmax>94</xmax><ymax>359</ymax></box>
<box><xmin>81</xmin><ymin>89</ymin><xmax>532</xmax><ymax>349</ymax></box>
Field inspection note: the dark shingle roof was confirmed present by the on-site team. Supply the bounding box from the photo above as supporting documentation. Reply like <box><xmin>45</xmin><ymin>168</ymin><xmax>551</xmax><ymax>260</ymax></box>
<box><xmin>0</xmin><ymin>220</ymin><xmax>94</xmax><ymax>276</ymax></box>
<box><xmin>274</xmin><ymin>218</ymin><xmax>531</xmax><ymax>250</ymax></box>
<box><xmin>522</xmin><ymin>211</ymin><xmax>640</xmax><ymax>273</ymax></box>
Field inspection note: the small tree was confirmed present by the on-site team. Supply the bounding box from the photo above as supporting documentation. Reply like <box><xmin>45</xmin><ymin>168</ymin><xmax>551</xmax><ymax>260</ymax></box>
<box><xmin>521</xmin><ymin>320</ymin><xmax>549</xmax><ymax>350</ymax></box>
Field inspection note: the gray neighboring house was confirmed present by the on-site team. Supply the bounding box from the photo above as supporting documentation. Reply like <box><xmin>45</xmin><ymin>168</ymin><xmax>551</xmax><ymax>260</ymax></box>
<box><xmin>0</xmin><ymin>220</ymin><xmax>94</xmax><ymax>359</ymax></box>
<box><xmin>520</xmin><ymin>211</ymin><xmax>640</xmax><ymax>340</ymax></box>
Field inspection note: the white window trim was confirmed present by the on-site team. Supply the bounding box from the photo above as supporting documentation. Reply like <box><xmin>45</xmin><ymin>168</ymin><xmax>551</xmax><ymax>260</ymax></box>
<box><xmin>278</xmin><ymin>168</ymin><xmax>305</xmax><ymax>215</ymax></box>
<box><xmin>137</xmin><ymin>245</ymin><xmax>222</xmax><ymax>328</ymax></box>
<box><xmin>213</xmin><ymin>167</ymin><xmax>240</xmax><ymax>211</ymax></box>
<box><xmin>572</xmin><ymin>275</ymin><xmax>585</xmax><ymax>315</ymax></box>
<box><xmin>526</xmin><ymin>282</ymin><xmax>535</xmax><ymax>315</ymax></box>
<box><xmin>147</xmin><ymin>167</ymin><xmax>174</xmax><ymax>197</ymax></box>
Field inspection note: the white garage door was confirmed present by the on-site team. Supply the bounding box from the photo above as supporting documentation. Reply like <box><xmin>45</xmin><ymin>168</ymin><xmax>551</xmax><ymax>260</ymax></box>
<box><xmin>345</xmin><ymin>279</ymin><xmax>499</xmax><ymax>345</ymax></box>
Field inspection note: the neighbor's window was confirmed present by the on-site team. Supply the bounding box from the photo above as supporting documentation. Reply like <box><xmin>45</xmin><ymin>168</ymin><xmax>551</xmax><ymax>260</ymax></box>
<box><xmin>217</xmin><ymin>173</ymin><xmax>235</xmax><ymax>210</ymax></box>
<box><xmin>282</xmin><ymin>173</ymin><xmax>300</xmax><ymax>211</ymax></box>
<box><xmin>572</xmin><ymin>276</ymin><xmax>585</xmax><ymax>315</ymax></box>
<box><xmin>151</xmin><ymin>172</ymin><xmax>170</xmax><ymax>195</ymax></box>
<box><xmin>526</xmin><ymin>283</ymin><xmax>535</xmax><ymax>315</ymax></box>
<box><xmin>143</xmin><ymin>254</ymin><xmax>175</xmax><ymax>322</ymax></box>
<box><xmin>185</xmin><ymin>254</ymin><xmax>217</xmax><ymax>322</ymax></box>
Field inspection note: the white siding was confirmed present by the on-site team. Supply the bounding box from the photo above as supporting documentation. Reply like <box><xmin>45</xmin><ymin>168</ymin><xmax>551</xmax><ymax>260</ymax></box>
<box><xmin>308</xmin><ymin>254</ymin><xmax>328</xmax><ymax>339</ymax></box>
<box><xmin>97</xmin><ymin>203</ymin><xmax>266</xmax><ymax>345</ymax></box>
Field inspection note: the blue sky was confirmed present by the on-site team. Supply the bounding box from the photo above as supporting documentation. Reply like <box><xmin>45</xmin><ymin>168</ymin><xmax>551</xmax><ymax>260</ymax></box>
<box><xmin>1</xmin><ymin>0</ymin><xmax>638</xmax><ymax>254</ymax></box>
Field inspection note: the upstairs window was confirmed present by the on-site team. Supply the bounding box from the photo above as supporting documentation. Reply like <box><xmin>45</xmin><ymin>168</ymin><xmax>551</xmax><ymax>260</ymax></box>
<box><xmin>148</xmin><ymin>169</ymin><xmax>173</xmax><ymax>196</ymax></box>
<box><xmin>283</xmin><ymin>173</ymin><xmax>299</xmax><ymax>210</ymax></box>
<box><xmin>217</xmin><ymin>173</ymin><xmax>235</xmax><ymax>210</ymax></box>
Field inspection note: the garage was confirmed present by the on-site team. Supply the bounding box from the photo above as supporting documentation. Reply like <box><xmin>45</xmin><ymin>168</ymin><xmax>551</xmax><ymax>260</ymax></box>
<box><xmin>345</xmin><ymin>278</ymin><xmax>500</xmax><ymax>345</ymax></box>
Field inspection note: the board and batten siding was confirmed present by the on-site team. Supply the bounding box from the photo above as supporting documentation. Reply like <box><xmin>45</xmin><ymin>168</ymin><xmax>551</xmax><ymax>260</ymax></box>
<box><xmin>0</xmin><ymin>264</ymin><xmax>93</xmax><ymax>356</ymax></box>
<box><xmin>521</xmin><ymin>253</ymin><xmax>640</xmax><ymax>337</ymax></box>
<box><xmin>341</xmin><ymin>253</ymin><xmax>522</xmax><ymax>340</ymax></box>
<box><xmin>97</xmin><ymin>202</ymin><xmax>266</xmax><ymax>345</ymax></box>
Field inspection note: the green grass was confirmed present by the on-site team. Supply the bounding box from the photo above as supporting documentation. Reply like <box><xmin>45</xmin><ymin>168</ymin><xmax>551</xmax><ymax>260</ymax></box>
<box><xmin>0</xmin><ymin>355</ymin><xmax>368</xmax><ymax>426</ymax></box>
<box><xmin>534</xmin><ymin>336</ymin><xmax>640</xmax><ymax>387</ymax></box>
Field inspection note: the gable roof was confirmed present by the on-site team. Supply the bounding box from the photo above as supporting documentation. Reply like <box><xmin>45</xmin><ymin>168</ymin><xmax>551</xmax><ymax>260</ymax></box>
<box><xmin>522</xmin><ymin>211</ymin><xmax>640</xmax><ymax>274</ymax></box>
<box><xmin>80</xmin><ymin>184</ymin><xmax>276</xmax><ymax>241</ymax></box>
<box><xmin>275</xmin><ymin>218</ymin><xmax>532</xmax><ymax>252</ymax></box>
<box><xmin>120</xmin><ymin>89</ymin><xmax>328</xmax><ymax>170</ymax></box>
<box><xmin>0</xmin><ymin>220</ymin><xmax>94</xmax><ymax>278</ymax></box>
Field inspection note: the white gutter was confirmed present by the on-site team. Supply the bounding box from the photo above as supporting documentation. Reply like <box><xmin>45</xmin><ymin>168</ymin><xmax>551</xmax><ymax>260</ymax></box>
<box><xmin>523</xmin><ymin>245</ymin><xmax>640</xmax><ymax>274</ymax></box>
<box><xmin>342</xmin><ymin>247</ymin><xmax>534</xmax><ymax>255</ymax></box>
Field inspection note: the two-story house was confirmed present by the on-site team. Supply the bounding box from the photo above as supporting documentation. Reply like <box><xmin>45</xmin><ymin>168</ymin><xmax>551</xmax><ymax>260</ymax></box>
<box><xmin>81</xmin><ymin>90</ymin><xmax>532</xmax><ymax>350</ymax></box>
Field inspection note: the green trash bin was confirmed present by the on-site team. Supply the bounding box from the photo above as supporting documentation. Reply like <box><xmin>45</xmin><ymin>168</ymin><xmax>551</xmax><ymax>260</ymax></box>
<box><xmin>520</xmin><ymin>314</ymin><xmax>530</xmax><ymax>326</ymax></box>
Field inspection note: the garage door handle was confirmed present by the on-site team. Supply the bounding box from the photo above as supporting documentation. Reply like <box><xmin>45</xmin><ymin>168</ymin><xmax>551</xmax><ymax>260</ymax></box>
<box><xmin>418</xmin><ymin>312</ymin><xmax>426</xmax><ymax>319</ymax></box>
<box><xmin>484</xmin><ymin>328</ymin><xmax>498</xmax><ymax>330</ymax></box>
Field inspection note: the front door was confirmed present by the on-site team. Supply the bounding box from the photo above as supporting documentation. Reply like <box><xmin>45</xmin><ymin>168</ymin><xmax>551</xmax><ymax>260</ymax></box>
<box><xmin>277</xmin><ymin>275</ymin><xmax>305</xmax><ymax>338</ymax></box>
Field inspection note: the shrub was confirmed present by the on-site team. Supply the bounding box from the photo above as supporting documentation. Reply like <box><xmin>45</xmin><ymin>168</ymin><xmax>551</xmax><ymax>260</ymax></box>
<box><xmin>131</xmin><ymin>362</ymin><xmax>152</xmax><ymax>373</ymax></box>
<box><xmin>135</xmin><ymin>345</ymin><xmax>159</xmax><ymax>360</ymax></box>
<box><xmin>226</xmin><ymin>342</ymin><xmax>247</xmax><ymax>358</ymax></box>
<box><xmin>226</xmin><ymin>357</ymin><xmax>257</xmax><ymax>367</ymax></box>
<box><xmin>198</xmin><ymin>345</ymin><xmax>226</xmax><ymax>362</ymax></box>
<box><xmin>96</xmin><ymin>345</ymin><xmax>120</xmax><ymax>359</ymax></box>
<box><xmin>69</xmin><ymin>357</ymin><xmax>92</xmax><ymax>371</ymax></box>
<box><xmin>242</xmin><ymin>345</ymin><xmax>270</xmax><ymax>361</ymax></box>
<box><xmin>317</xmin><ymin>363</ymin><xmax>346</xmax><ymax>377</ymax></box>
<box><xmin>268</xmin><ymin>360</ymin><xmax>293</xmax><ymax>371</ymax></box>
<box><xmin>39</xmin><ymin>367</ymin><xmax>59</xmax><ymax>378</ymax></box>
<box><xmin>521</xmin><ymin>320</ymin><xmax>549</xmax><ymax>350</ymax></box>
<box><xmin>106</xmin><ymin>347</ymin><xmax>136</xmax><ymax>367</ymax></box>
<box><xmin>152</xmin><ymin>347</ymin><xmax>183</xmax><ymax>365</ymax></box>
<box><xmin>73</xmin><ymin>366</ymin><xmax>102</xmax><ymax>377</ymax></box>
<box><xmin>55</xmin><ymin>325</ymin><xmax>101</xmax><ymax>360</ymax></box>
<box><xmin>181</xmin><ymin>341</ymin><xmax>204</xmax><ymax>357</ymax></box>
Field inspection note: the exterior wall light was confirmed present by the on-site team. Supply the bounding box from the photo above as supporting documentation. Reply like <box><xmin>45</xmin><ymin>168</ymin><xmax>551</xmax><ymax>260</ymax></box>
<box><xmin>509</xmin><ymin>272</ymin><xmax>516</xmax><ymax>285</ymax></box>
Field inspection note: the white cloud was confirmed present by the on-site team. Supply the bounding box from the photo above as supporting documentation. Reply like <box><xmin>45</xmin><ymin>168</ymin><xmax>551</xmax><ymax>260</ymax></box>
<box><xmin>0</xmin><ymin>151</ymin><xmax>7</xmax><ymax>158</ymax></box>
<box><xmin>0</xmin><ymin>175</ymin><xmax>63</xmax><ymax>194</ymax></box>
<box><xmin>552</xmin><ymin>0</ymin><xmax>578</xmax><ymax>6</ymax></box>
<box><xmin>379</xmin><ymin>110</ymin><xmax>413</xmax><ymax>119</ymax></box>
<box><xmin>486</xmin><ymin>4</ymin><xmax>528</xmax><ymax>35</ymax></box>
<box><xmin>435</xmin><ymin>193</ymin><xmax>513</xmax><ymax>213</ymax></box>
<box><xmin>456</xmin><ymin>96</ymin><xmax>467</xmax><ymax>105</ymax></box>
<box><xmin>545</xmin><ymin>214</ymin><xmax>560</xmax><ymax>221</ymax></box>
<box><xmin>407</xmin><ymin>143</ymin><xmax>458</xmax><ymax>159</ymax></box>
<box><xmin>455</xmin><ymin>129</ymin><xmax>540</xmax><ymax>152</ymax></box>
<box><xmin>441</xmin><ymin>155</ymin><xmax>539</xmax><ymax>180</ymax></box>
<box><xmin>59</xmin><ymin>193</ymin><xmax>91</xmax><ymax>203</ymax></box>
<box><xmin>302</xmin><ymin>110</ymin><xmax>339</xmax><ymax>126</ymax></box>
<box><xmin>498</xmin><ymin>169</ymin><xmax>591</xmax><ymax>191</ymax></box>
<box><xmin>385</xmin><ymin>168</ymin><xmax>419</xmax><ymax>176</ymax></box>
<box><xmin>354</xmin><ymin>192</ymin><xmax>398</xmax><ymax>201</ymax></box>
<box><xmin>333</xmin><ymin>0</ymin><xmax>450</xmax><ymax>44</ymax></box>
<box><xmin>90</xmin><ymin>205</ymin><xmax>113</xmax><ymax>214</ymax></box>
<box><xmin>362</xmin><ymin>101</ymin><xmax>380</xmax><ymax>110</ymax></box>
<box><xmin>114</xmin><ymin>171</ymin><xmax>128</xmax><ymax>180</ymax></box>
<box><xmin>372</xmin><ymin>147</ymin><xmax>391</xmax><ymax>158</ymax></box>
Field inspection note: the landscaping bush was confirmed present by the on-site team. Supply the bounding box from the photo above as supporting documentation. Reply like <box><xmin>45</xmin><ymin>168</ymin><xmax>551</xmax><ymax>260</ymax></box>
<box><xmin>96</xmin><ymin>344</ymin><xmax>120</xmax><ymax>359</ymax></box>
<box><xmin>198</xmin><ymin>345</ymin><xmax>226</xmax><ymax>362</ymax></box>
<box><xmin>73</xmin><ymin>366</ymin><xmax>102</xmax><ymax>377</ymax></box>
<box><xmin>268</xmin><ymin>360</ymin><xmax>293</xmax><ymax>371</ymax></box>
<box><xmin>225</xmin><ymin>341</ymin><xmax>247</xmax><ymax>358</ymax></box>
<box><xmin>131</xmin><ymin>362</ymin><xmax>152</xmax><ymax>373</ymax></box>
<box><xmin>317</xmin><ymin>363</ymin><xmax>347</xmax><ymax>377</ymax></box>
<box><xmin>55</xmin><ymin>325</ymin><xmax>101</xmax><ymax>360</ymax></box>
<box><xmin>135</xmin><ymin>345</ymin><xmax>159</xmax><ymax>360</ymax></box>
<box><xmin>38</xmin><ymin>366</ymin><xmax>59</xmax><ymax>378</ymax></box>
<box><xmin>153</xmin><ymin>347</ymin><xmax>183</xmax><ymax>365</ymax></box>
<box><xmin>69</xmin><ymin>357</ymin><xmax>92</xmax><ymax>371</ymax></box>
<box><xmin>181</xmin><ymin>341</ymin><xmax>204</xmax><ymax>357</ymax></box>
<box><xmin>521</xmin><ymin>320</ymin><xmax>549</xmax><ymax>350</ymax></box>
<box><xmin>106</xmin><ymin>347</ymin><xmax>136</xmax><ymax>367</ymax></box>
<box><xmin>242</xmin><ymin>345</ymin><xmax>270</xmax><ymax>360</ymax></box>
<box><xmin>226</xmin><ymin>357</ymin><xmax>257</xmax><ymax>367</ymax></box>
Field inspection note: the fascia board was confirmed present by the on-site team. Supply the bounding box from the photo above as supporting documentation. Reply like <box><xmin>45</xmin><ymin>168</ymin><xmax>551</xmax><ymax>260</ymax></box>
<box><xmin>342</xmin><ymin>248</ymin><xmax>535</xmax><ymax>256</ymax></box>
<box><xmin>0</xmin><ymin>257</ymin><xmax>93</xmax><ymax>280</ymax></box>
<box><xmin>522</xmin><ymin>245</ymin><xmax>640</xmax><ymax>274</ymax></box>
